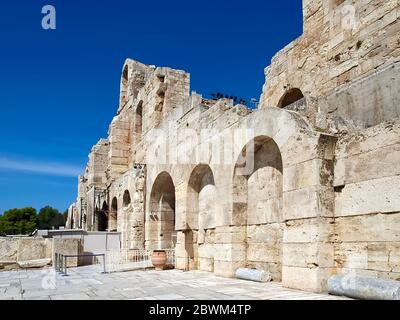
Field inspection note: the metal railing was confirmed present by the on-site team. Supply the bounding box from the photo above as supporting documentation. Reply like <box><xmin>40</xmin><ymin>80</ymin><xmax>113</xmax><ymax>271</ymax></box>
<box><xmin>54</xmin><ymin>252</ymin><xmax>106</xmax><ymax>276</ymax></box>
<box><xmin>54</xmin><ymin>249</ymin><xmax>176</xmax><ymax>274</ymax></box>
<box><xmin>105</xmin><ymin>249</ymin><xmax>176</xmax><ymax>272</ymax></box>
<box><xmin>165</xmin><ymin>249</ymin><xmax>176</xmax><ymax>267</ymax></box>
<box><xmin>105</xmin><ymin>249</ymin><xmax>151</xmax><ymax>272</ymax></box>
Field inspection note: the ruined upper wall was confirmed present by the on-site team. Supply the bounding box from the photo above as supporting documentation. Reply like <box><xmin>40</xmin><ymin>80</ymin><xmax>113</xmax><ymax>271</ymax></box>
<box><xmin>107</xmin><ymin>60</ymin><xmax>191</xmax><ymax>181</ymax></box>
<box><xmin>119</xmin><ymin>59</ymin><xmax>155</xmax><ymax>110</ymax></box>
<box><xmin>87</xmin><ymin>139</ymin><xmax>109</xmax><ymax>188</ymax></box>
<box><xmin>260</xmin><ymin>0</ymin><xmax>400</xmax><ymax>128</ymax></box>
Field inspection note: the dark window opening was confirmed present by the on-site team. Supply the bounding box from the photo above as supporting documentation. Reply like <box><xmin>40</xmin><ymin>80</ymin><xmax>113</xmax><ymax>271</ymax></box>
<box><xmin>278</xmin><ymin>88</ymin><xmax>304</xmax><ymax>108</ymax></box>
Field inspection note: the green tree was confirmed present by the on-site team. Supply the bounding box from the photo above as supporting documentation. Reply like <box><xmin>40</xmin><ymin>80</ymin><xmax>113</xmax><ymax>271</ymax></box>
<box><xmin>0</xmin><ymin>207</ymin><xmax>37</xmax><ymax>235</ymax></box>
<box><xmin>37</xmin><ymin>206</ymin><xmax>66</xmax><ymax>230</ymax></box>
<box><xmin>63</xmin><ymin>209</ymin><xmax>68</xmax><ymax>224</ymax></box>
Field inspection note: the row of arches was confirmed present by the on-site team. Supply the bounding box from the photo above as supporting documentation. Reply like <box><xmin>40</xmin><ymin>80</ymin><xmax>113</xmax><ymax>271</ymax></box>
<box><xmin>130</xmin><ymin>88</ymin><xmax>303</xmax><ymax>157</ymax></box>
<box><xmin>96</xmin><ymin>192</ymin><xmax>129</xmax><ymax>233</ymax></box>
<box><xmin>148</xmin><ymin>135</ymin><xmax>283</xmax><ymax>277</ymax></box>
<box><xmin>277</xmin><ymin>88</ymin><xmax>304</xmax><ymax>108</ymax></box>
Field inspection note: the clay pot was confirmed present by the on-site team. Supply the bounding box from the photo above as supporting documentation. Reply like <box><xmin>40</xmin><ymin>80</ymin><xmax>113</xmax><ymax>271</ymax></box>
<box><xmin>151</xmin><ymin>250</ymin><xmax>167</xmax><ymax>271</ymax></box>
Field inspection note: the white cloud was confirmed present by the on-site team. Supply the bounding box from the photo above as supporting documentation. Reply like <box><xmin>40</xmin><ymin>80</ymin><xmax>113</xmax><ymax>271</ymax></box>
<box><xmin>0</xmin><ymin>156</ymin><xmax>83</xmax><ymax>177</ymax></box>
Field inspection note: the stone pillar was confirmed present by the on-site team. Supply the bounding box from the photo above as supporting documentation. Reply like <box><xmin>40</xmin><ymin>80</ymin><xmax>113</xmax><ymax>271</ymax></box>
<box><xmin>175</xmin><ymin>230</ymin><xmax>198</xmax><ymax>271</ymax></box>
<box><xmin>214</xmin><ymin>226</ymin><xmax>247</xmax><ymax>278</ymax></box>
<box><xmin>281</xmin><ymin>134</ymin><xmax>336</xmax><ymax>292</ymax></box>
<box><xmin>175</xmin><ymin>179</ymin><xmax>200</xmax><ymax>271</ymax></box>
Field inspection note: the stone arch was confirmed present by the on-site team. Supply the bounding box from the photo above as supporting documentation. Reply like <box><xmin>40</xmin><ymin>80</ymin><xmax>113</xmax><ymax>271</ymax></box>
<box><xmin>96</xmin><ymin>201</ymin><xmax>108</xmax><ymax>232</ymax></box>
<box><xmin>185</xmin><ymin>164</ymin><xmax>217</xmax><ymax>271</ymax></box>
<box><xmin>109</xmin><ymin>197</ymin><xmax>118</xmax><ymax>232</ymax></box>
<box><xmin>277</xmin><ymin>88</ymin><xmax>304</xmax><ymax>108</ymax></box>
<box><xmin>123</xmin><ymin>65</ymin><xmax>129</xmax><ymax>81</ymax></box>
<box><xmin>123</xmin><ymin>190</ymin><xmax>131</xmax><ymax>207</ymax></box>
<box><xmin>120</xmin><ymin>64</ymin><xmax>130</xmax><ymax>105</ymax></box>
<box><xmin>148</xmin><ymin>171</ymin><xmax>176</xmax><ymax>250</ymax></box>
<box><xmin>232</xmin><ymin>135</ymin><xmax>283</xmax><ymax>281</ymax></box>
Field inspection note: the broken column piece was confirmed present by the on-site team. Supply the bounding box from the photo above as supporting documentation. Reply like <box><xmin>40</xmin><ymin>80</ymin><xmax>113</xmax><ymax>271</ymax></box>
<box><xmin>328</xmin><ymin>275</ymin><xmax>400</xmax><ymax>300</ymax></box>
<box><xmin>235</xmin><ymin>268</ymin><xmax>272</xmax><ymax>283</ymax></box>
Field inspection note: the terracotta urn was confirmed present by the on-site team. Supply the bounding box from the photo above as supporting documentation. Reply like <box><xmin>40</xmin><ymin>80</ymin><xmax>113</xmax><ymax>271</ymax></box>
<box><xmin>151</xmin><ymin>250</ymin><xmax>167</xmax><ymax>271</ymax></box>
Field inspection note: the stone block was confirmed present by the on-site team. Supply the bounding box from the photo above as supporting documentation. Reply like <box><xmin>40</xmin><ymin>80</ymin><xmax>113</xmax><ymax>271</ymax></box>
<box><xmin>340</xmin><ymin>144</ymin><xmax>400</xmax><ymax>185</ymax></box>
<box><xmin>283</xmin><ymin>159</ymin><xmax>320</xmax><ymax>192</ymax></box>
<box><xmin>335</xmin><ymin>176</ymin><xmax>400</xmax><ymax>216</ymax></box>
<box><xmin>214</xmin><ymin>226</ymin><xmax>246</xmax><ymax>244</ymax></box>
<box><xmin>247</xmin><ymin>243</ymin><xmax>281</xmax><ymax>264</ymax></box>
<box><xmin>283</xmin><ymin>218</ymin><xmax>335</xmax><ymax>243</ymax></box>
<box><xmin>17</xmin><ymin>259</ymin><xmax>51</xmax><ymax>269</ymax></box>
<box><xmin>214</xmin><ymin>244</ymin><xmax>246</xmax><ymax>262</ymax></box>
<box><xmin>198</xmin><ymin>257</ymin><xmax>214</xmax><ymax>272</ymax></box>
<box><xmin>283</xmin><ymin>187</ymin><xmax>319</xmax><ymax>220</ymax></box>
<box><xmin>0</xmin><ymin>238</ymin><xmax>18</xmax><ymax>262</ymax></box>
<box><xmin>214</xmin><ymin>260</ymin><xmax>245</xmax><ymax>278</ymax></box>
<box><xmin>283</xmin><ymin>186</ymin><xmax>334</xmax><ymax>220</ymax></box>
<box><xmin>53</xmin><ymin>238</ymin><xmax>82</xmax><ymax>267</ymax></box>
<box><xmin>335</xmin><ymin>242</ymin><xmax>400</xmax><ymax>273</ymax></box>
<box><xmin>283</xmin><ymin>242</ymin><xmax>334</xmax><ymax>268</ymax></box>
<box><xmin>334</xmin><ymin>213</ymin><xmax>400</xmax><ymax>242</ymax></box>
<box><xmin>247</xmin><ymin>198</ymin><xmax>282</xmax><ymax>225</ymax></box>
<box><xmin>16</xmin><ymin>239</ymin><xmax>51</xmax><ymax>262</ymax></box>
<box><xmin>197</xmin><ymin>243</ymin><xmax>214</xmax><ymax>259</ymax></box>
<box><xmin>247</xmin><ymin>224</ymin><xmax>283</xmax><ymax>244</ymax></box>
<box><xmin>282</xmin><ymin>266</ymin><xmax>334</xmax><ymax>293</ymax></box>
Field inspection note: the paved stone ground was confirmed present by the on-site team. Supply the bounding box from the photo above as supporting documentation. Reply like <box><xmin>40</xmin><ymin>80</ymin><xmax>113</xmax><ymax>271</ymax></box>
<box><xmin>0</xmin><ymin>266</ymin><xmax>349</xmax><ymax>300</ymax></box>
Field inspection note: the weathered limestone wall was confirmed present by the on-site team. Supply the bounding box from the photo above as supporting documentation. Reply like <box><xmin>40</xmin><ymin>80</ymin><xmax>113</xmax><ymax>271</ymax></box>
<box><xmin>87</xmin><ymin>140</ymin><xmax>109</xmax><ymax>187</ymax></box>
<box><xmin>108</xmin><ymin>109</ymin><xmax>132</xmax><ymax>180</ymax></box>
<box><xmin>333</xmin><ymin>120</ymin><xmax>400</xmax><ymax>281</ymax></box>
<box><xmin>281</xmin><ymin>133</ymin><xmax>337</xmax><ymax>292</ymax></box>
<box><xmin>108</xmin><ymin>165</ymin><xmax>146</xmax><ymax>249</ymax></box>
<box><xmin>260</xmin><ymin>0</ymin><xmax>400</xmax><ymax>128</ymax></box>
<box><xmin>66</xmin><ymin>0</ymin><xmax>400</xmax><ymax>294</ymax></box>
<box><xmin>322</xmin><ymin>62</ymin><xmax>400</xmax><ymax>129</ymax></box>
<box><xmin>142</xmin><ymin>104</ymin><xmax>335</xmax><ymax>290</ymax></box>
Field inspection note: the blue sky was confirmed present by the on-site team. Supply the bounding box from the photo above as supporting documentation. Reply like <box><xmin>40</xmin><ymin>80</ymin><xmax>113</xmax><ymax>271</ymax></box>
<box><xmin>0</xmin><ymin>0</ymin><xmax>303</xmax><ymax>214</ymax></box>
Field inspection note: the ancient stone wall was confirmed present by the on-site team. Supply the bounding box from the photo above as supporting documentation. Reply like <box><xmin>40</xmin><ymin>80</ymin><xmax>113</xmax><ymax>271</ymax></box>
<box><xmin>67</xmin><ymin>0</ymin><xmax>400</xmax><ymax>293</ymax></box>
<box><xmin>333</xmin><ymin>121</ymin><xmax>400</xmax><ymax>281</ymax></box>
<box><xmin>108</xmin><ymin>165</ymin><xmax>146</xmax><ymax>249</ymax></box>
<box><xmin>260</xmin><ymin>0</ymin><xmax>400</xmax><ymax>129</ymax></box>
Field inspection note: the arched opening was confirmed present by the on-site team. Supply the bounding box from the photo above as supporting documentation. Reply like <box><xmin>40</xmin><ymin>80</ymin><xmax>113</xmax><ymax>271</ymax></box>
<box><xmin>186</xmin><ymin>165</ymin><xmax>216</xmax><ymax>271</ymax></box>
<box><xmin>278</xmin><ymin>88</ymin><xmax>304</xmax><ymax>108</ymax></box>
<box><xmin>135</xmin><ymin>101</ymin><xmax>143</xmax><ymax>136</ymax></box>
<box><xmin>120</xmin><ymin>65</ymin><xmax>129</xmax><ymax>105</ymax></box>
<box><xmin>123</xmin><ymin>65</ymin><xmax>129</xmax><ymax>81</ymax></box>
<box><xmin>123</xmin><ymin>190</ymin><xmax>131</xmax><ymax>207</ymax></box>
<box><xmin>109</xmin><ymin>197</ymin><xmax>118</xmax><ymax>232</ymax></box>
<box><xmin>96</xmin><ymin>201</ymin><xmax>108</xmax><ymax>232</ymax></box>
<box><xmin>232</xmin><ymin>136</ymin><xmax>283</xmax><ymax>281</ymax></box>
<box><xmin>148</xmin><ymin>172</ymin><xmax>176</xmax><ymax>250</ymax></box>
